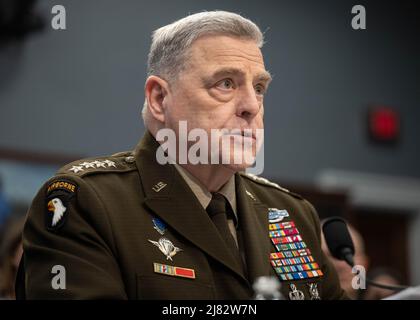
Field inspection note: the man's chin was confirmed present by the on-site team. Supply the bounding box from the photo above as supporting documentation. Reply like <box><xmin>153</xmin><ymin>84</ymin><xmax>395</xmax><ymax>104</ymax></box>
<box><xmin>221</xmin><ymin>160</ymin><xmax>256</xmax><ymax>173</ymax></box>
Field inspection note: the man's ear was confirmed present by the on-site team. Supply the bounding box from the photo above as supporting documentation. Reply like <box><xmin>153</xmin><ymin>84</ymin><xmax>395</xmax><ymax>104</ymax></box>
<box><xmin>144</xmin><ymin>75</ymin><xmax>170</xmax><ymax>123</ymax></box>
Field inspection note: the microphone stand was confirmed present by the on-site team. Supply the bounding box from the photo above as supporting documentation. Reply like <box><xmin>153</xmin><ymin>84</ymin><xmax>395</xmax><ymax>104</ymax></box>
<box><xmin>342</xmin><ymin>248</ymin><xmax>407</xmax><ymax>292</ymax></box>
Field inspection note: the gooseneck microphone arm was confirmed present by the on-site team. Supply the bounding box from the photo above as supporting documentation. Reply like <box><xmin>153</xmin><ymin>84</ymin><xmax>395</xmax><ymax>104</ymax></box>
<box><xmin>322</xmin><ymin>217</ymin><xmax>408</xmax><ymax>292</ymax></box>
<box><xmin>344</xmin><ymin>251</ymin><xmax>407</xmax><ymax>291</ymax></box>
<box><xmin>340</xmin><ymin>247</ymin><xmax>355</xmax><ymax>267</ymax></box>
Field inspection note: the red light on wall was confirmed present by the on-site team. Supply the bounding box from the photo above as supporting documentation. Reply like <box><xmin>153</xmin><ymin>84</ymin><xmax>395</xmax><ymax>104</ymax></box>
<box><xmin>368</xmin><ymin>106</ymin><xmax>400</xmax><ymax>143</ymax></box>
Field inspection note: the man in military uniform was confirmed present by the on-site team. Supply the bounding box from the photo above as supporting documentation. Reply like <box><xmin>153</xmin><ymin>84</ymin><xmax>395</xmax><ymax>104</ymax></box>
<box><xmin>16</xmin><ymin>11</ymin><xmax>346</xmax><ymax>300</ymax></box>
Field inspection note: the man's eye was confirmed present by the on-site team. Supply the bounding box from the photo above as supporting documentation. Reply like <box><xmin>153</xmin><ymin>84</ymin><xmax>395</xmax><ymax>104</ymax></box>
<box><xmin>216</xmin><ymin>79</ymin><xmax>234</xmax><ymax>90</ymax></box>
<box><xmin>255</xmin><ymin>84</ymin><xmax>266</xmax><ymax>95</ymax></box>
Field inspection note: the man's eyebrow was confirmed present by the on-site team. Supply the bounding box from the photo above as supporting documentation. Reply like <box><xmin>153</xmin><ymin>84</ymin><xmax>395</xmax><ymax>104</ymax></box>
<box><xmin>205</xmin><ymin>67</ymin><xmax>273</xmax><ymax>84</ymax></box>
<box><xmin>256</xmin><ymin>70</ymin><xmax>273</xmax><ymax>84</ymax></box>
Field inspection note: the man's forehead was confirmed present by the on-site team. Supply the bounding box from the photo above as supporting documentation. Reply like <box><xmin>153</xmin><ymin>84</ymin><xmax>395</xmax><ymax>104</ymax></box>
<box><xmin>191</xmin><ymin>35</ymin><xmax>265</xmax><ymax>64</ymax></box>
<box><xmin>187</xmin><ymin>35</ymin><xmax>268</xmax><ymax>79</ymax></box>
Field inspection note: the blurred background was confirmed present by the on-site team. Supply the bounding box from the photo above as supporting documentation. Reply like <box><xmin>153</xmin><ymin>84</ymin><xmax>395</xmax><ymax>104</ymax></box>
<box><xmin>0</xmin><ymin>0</ymin><xmax>419</xmax><ymax>299</ymax></box>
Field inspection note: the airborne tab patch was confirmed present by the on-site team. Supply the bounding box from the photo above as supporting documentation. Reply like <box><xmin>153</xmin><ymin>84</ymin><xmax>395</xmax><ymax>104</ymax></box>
<box><xmin>47</xmin><ymin>181</ymin><xmax>77</xmax><ymax>194</ymax></box>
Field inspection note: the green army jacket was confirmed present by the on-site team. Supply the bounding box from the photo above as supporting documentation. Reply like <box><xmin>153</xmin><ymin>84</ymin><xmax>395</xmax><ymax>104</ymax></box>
<box><xmin>16</xmin><ymin>131</ymin><xmax>346</xmax><ymax>300</ymax></box>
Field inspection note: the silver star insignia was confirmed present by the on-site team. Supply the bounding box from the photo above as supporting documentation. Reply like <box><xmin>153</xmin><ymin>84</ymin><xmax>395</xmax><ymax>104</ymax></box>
<box><xmin>80</xmin><ymin>162</ymin><xmax>95</xmax><ymax>169</ymax></box>
<box><xmin>92</xmin><ymin>160</ymin><xmax>106</xmax><ymax>168</ymax></box>
<box><xmin>86</xmin><ymin>162</ymin><xmax>96</xmax><ymax>168</ymax></box>
<box><xmin>103</xmin><ymin>160</ymin><xmax>116</xmax><ymax>167</ymax></box>
<box><xmin>69</xmin><ymin>165</ymin><xmax>84</xmax><ymax>173</ymax></box>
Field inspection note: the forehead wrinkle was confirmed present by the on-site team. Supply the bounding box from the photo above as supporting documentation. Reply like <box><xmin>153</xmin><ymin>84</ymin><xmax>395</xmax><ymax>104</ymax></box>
<box><xmin>213</xmin><ymin>48</ymin><xmax>262</xmax><ymax>59</ymax></box>
<box><xmin>210</xmin><ymin>46</ymin><xmax>264</xmax><ymax>63</ymax></box>
<box><xmin>211</xmin><ymin>54</ymin><xmax>265</xmax><ymax>67</ymax></box>
<box><xmin>200</xmin><ymin>45</ymin><xmax>264</xmax><ymax>64</ymax></box>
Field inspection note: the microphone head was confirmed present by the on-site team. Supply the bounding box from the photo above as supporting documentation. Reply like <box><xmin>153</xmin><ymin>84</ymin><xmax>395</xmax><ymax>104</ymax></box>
<box><xmin>322</xmin><ymin>217</ymin><xmax>355</xmax><ymax>261</ymax></box>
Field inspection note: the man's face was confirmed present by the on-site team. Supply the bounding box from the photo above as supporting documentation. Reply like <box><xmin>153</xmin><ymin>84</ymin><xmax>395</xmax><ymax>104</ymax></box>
<box><xmin>163</xmin><ymin>35</ymin><xmax>271</xmax><ymax>171</ymax></box>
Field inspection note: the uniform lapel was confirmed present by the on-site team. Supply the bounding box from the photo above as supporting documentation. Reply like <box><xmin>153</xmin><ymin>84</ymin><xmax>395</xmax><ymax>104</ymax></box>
<box><xmin>134</xmin><ymin>132</ymin><xmax>248</xmax><ymax>284</ymax></box>
<box><xmin>235</xmin><ymin>174</ymin><xmax>273</xmax><ymax>284</ymax></box>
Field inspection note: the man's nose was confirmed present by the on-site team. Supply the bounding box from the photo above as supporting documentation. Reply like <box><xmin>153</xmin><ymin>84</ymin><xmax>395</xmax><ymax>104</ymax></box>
<box><xmin>236</xmin><ymin>85</ymin><xmax>261</xmax><ymax>120</ymax></box>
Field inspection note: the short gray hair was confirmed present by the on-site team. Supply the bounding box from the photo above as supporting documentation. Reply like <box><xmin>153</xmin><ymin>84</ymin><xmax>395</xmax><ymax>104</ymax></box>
<box><xmin>142</xmin><ymin>11</ymin><xmax>264</xmax><ymax>121</ymax></box>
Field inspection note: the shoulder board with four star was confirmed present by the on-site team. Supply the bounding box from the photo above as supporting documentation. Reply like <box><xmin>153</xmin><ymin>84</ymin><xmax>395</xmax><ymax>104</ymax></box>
<box><xmin>57</xmin><ymin>151</ymin><xmax>137</xmax><ymax>177</ymax></box>
<box><xmin>240</xmin><ymin>172</ymin><xmax>303</xmax><ymax>200</ymax></box>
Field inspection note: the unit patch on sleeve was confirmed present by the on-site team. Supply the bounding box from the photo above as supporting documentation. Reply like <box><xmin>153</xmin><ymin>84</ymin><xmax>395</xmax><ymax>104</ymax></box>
<box><xmin>45</xmin><ymin>180</ymin><xmax>77</xmax><ymax>232</ymax></box>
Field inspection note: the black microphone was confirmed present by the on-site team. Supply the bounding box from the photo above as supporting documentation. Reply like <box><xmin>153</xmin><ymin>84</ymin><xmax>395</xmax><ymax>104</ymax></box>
<box><xmin>322</xmin><ymin>217</ymin><xmax>407</xmax><ymax>292</ymax></box>
<box><xmin>322</xmin><ymin>217</ymin><xmax>355</xmax><ymax>267</ymax></box>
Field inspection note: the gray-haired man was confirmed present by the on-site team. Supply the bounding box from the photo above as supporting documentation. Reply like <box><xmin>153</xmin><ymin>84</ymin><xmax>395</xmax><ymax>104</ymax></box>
<box><xmin>17</xmin><ymin>11</ymin><xmax>346</xmax><ymax>300</ymax></box>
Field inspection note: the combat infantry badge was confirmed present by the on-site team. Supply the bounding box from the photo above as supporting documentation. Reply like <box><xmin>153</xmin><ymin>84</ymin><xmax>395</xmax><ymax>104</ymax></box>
<box><xmin>268</xmin><ymin>208</ymin><xmax>289</xmax><ymax>223</ymax></box>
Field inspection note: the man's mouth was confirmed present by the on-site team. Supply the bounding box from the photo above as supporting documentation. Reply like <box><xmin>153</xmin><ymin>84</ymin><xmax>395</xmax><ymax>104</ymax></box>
<box><xmin>223</xmin><ymin>129</ymin><xmax>256</xmax><ymax>140</ymax></box>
